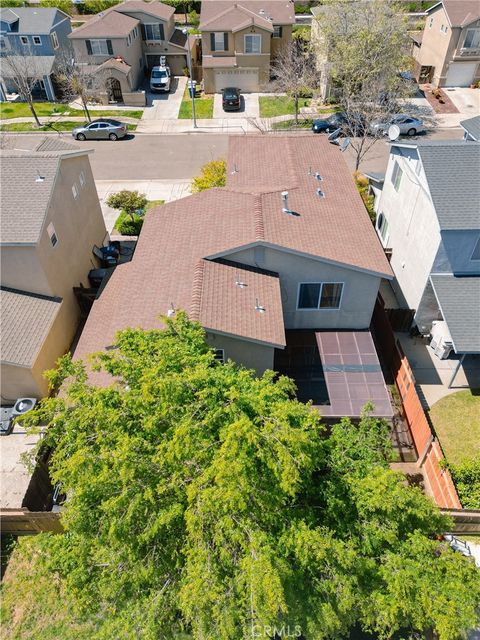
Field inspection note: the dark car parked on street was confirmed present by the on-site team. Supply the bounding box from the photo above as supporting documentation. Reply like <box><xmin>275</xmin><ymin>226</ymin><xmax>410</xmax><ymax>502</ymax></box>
<box><xmin>222</xmin><ymin>87</ymin><xmax>241</xmax><ymax>112</ymax></box>
<box><xmin>312</xmin><ymin>112</ymin><xmax>347</xmax><ymax>133</ymax></box>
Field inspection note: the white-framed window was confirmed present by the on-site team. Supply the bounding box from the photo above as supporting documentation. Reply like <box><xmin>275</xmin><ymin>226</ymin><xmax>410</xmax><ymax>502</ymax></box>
<box><xmin>72</xmin><ymin>183</ymin><xmax>79</xmax><ymax>199</ymax></box>
<box><xmin>50</xmin><ymin>31</ymin><xmax>59</xmax><ymax>49</ymax></box>
<box><xmin>144</xmin><ymin>23</ymin><xmax>164</xmax><ymax>41</ymax></box>
<box><xmin>90</xmin><ymin>39</ymin><xmax>109</xmax><ymax>55</ymax></box>
<box><xmin>273</xmin><ymin>25</ymin><xmax>282</xmax><ymax>38</ymax></box>
<box><xmin>471</xmin><ymin>237</ymin><xmax>480</xmax><ymax>261</ymax></box>
<box><xmin>213</xmin><ymin>32</ymin><xmax>225</xmax><ymax>51</ymax></box>
<box><xmin>391</xmin><ymin>161</ymin><xmax>403</xmax><ymax>192</ymax></box>
<box><xmin>0</xmin><ymin>37</ymin><xmax>8</xmax><ymax>50</ymax></box>
<box><xmin>47</xmin><ymin>222</ymin><xmax>58</xmax><ymax>248</ymax></box>
<box><xmin>440</xmin><ymin>24</ymin><xmax>448</xmax><ymax>34</ymax></box>
<box><xmin>39</xmin><ymin>79</ymin><xmax>45</xmax><ymax>90</ymax></box>
<box><xmin>428</xmin><ymin>17</ymin><xmax>433</xmax><ymax>28</ymax></box>
<box><xmin>377</xmin><ymin>212</ymin><xmax>389</xmax><ymax>244</ymax></box>
<box><xmin>464</xmin><ymin>28</ymin><xmax>480</xmax><ymax>49</ymax></box>
<box><xmin>297</xmin><ymin>282</ymin><xmax>344</xmax><ymax>310</ymax></box>
<box><xmin>79</xmin><ymin>171</ymin><xmax>86</xmax><ymax>187</ymax></box>
<box><xmin>213</xmin><ymin>349</ymin><xmax>225</xmax><ymax>363</ymax></box>
<box><xmin>33</xmin><ymin>35</ymin><xmax>42</xmax><ymax>46</ymax></box>
<box><xmin>20</xmin><ymin>35</ymin><xmax>29</xmax><ymax>45</ymax></box>
<box><xmin>133</xmin><ymin>26</ymin><xmax>138</xmax><ymax>39</ymax></box>
<box><xmin>244</xmin><ymin>33</ymin><xmax>261</xmax><ymax>54</ymax></box>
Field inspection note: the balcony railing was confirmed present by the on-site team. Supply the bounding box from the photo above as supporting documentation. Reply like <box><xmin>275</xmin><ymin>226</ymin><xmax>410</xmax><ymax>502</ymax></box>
<box><xmin>455</xmin><ymin>46</ymin><xmax>480</xmax><ymax>58</ymax></box>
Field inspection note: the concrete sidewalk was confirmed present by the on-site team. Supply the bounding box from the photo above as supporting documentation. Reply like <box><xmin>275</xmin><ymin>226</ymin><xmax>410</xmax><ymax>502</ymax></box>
<box><xmin>96</xmin><ymin>179</ymin><xmax>191</xmax><ymax>233</ymax></box>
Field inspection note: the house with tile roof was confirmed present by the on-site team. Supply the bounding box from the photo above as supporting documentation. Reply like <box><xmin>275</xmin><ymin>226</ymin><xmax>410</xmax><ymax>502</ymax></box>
<box><xmin>74</xmin><ymin>135</ymin><xmax>394</xmax><ymax>419</ymax></box>
<box><xmin>0</xmin><ymin>138</ymin><xmax>107</xmax><ymax>401</ymax></box>
<box><xmin>0</xmin><ymin>7</ymin><xmax>72</xmax><ymax>101</ymax></box>
<box><xmin>199</xmin><ymin>0</ymin><xmax>295</xmax><ymax>93</ymax></box>
<box><xmin>69</xmin><ymin>0</ymin><xmax>188</xmax><ymax>106</ymax></box>
<box><xmin>414</xmin><ymin>0</ymin><xmax>480</xmax><ymax>86</ymax></box>
<box><xmin>373</xmin><ymin>138</ymin><xmax>480</xmax><ymax>370</ymax></box>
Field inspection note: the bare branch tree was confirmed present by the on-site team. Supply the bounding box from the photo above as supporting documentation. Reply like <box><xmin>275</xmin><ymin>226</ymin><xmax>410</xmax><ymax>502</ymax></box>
<box><xmin>1</xmin><ymin>47</ymin><xmax>46</xmax><ymax>127</ymax></box>
<box><xmin>269</xmin><ymin>41</ymin><xmax>319</xmax><ymax>124</ymax></box>
<box><xmin>314</xmin><ymin>0</ymin><xmax>419</xmax><ymax>169</ymax></box>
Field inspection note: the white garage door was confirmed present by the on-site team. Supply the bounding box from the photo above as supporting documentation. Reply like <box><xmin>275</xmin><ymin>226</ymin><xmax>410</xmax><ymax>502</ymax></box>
<box><xmin>215</xmin><ymin>68</ymin><xmax>259</xmax><ymax>92</ymax></box>
<box><xmin>445</xmin><ymin>62</ymin><xmax>477</xmax><ymax>87</ymax></box>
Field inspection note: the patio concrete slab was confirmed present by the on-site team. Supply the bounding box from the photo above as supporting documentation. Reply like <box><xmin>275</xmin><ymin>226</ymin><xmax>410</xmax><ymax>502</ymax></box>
<box><xmin>395</xmin><ymin>333</ymin><xmax>480</xmax><ymax>408</ymax></box>
<box><xmin>96</xmin><ymin>179</ymin><xmax>191</xmax><ymax>233</ymax></box>
<box><xmin>141</xmin><ymin>76</ymin><xmax>187</xmax><ymax>121</ymax></box>
<box><xmin>213</xmin><ymin>92</ymin><xmax>260</xmax><ymax>119</ymax></box>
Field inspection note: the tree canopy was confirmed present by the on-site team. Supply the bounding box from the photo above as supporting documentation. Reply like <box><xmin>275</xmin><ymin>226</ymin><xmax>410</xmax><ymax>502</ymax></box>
<box><xmin>15</xmin><ymin>314</ymin><xmax>480</xmax><ymax>640</ymax></box>
<box><xmin>191</xmin><ymin>159</ymin><xmax>227</xmax><ymax>192</ymax></box>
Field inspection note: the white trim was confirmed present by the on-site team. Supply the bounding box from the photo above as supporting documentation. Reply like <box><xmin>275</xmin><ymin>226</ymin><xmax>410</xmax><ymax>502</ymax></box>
<box><xmin>72</xmin><ymin>183</ymin><xmax>79</xmax><ymax>199</ymax></box>
<box><xmin>296</xmin><ymin>281</ymin><xmax>344</xmax><ymax>310</ymax></box>
<box><xmin>50</xmin><ymin>30</ymin><xmax>59</xmax><ymax>49</ymax></box>
<box><xmin>213</xmin><ymin>348</ymin><xmax>225</xmax><ymax>363</ymax></box>
<box><xmin>20</xmin><ymin>35</ymin><xmax>29</xmax><ymax>45</ymax></box>
<box><xmin>89</xmin><ymin>38</ymin><xmax>109</xmax><ymax>55</ymax></box>
<box><xmin>47</xmin><ymin>222</ymin><xmax>58</xmax><ymax>248</ymax></box>
<box><xmin>213</xmin><ymin>31</ymin><xmax>225</xmax><ymax>51</ymax></box>
<box><xmin>32</xmin><ymin>35</ymin><xmax>42</xmax><ymax>46</ymax></box>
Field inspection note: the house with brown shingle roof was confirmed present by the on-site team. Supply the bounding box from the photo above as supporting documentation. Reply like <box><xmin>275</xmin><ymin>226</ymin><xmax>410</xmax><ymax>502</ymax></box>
<box><xmin>74</xmin><ymin>136</ymin><xmax>395</xmax><ymax>418</ymax></box>
<box><xmin>0</xmin><ymin>138</ymin><xmax>107</xmax><ymax>401</ymax></box>
<box><xmin>69</xmin><ymin>0</ymin><xmax>188</xmax><ymax>106</ymax></box>
<box><xmin>200</xmin><ymin>0</ymin><xmax>295</xmax><ymax>92</ymax></box>
<box><xmin>414</xmin><ymin>0</ymin><xmax>480</xmax><ymax>86</ymax></box>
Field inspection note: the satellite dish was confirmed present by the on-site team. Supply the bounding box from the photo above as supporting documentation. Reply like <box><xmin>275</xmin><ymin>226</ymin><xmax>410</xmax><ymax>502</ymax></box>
<box><xmin>388</xmin><ymin>124</ymin><xmax>401</xmax><ymax>141</ymax></box>
<box><xmin>340</xmin><ymin>137</ymin><xmax>351</xmax><ymax>152</ymax></box>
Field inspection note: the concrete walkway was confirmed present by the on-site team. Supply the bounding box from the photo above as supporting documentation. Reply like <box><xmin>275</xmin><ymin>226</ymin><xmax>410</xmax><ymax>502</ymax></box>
<box><xmin>141</xmin><ymin>76</ymin><xmax>187</xmax><ymax>121</ymax></box>
<box><xmin>96</xmin><ymin>179</ymin><xmax>191</xmax><ymax>233</ymax></box>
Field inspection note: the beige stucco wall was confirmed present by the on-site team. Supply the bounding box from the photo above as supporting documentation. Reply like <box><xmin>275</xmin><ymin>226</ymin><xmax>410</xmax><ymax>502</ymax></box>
<box><xmin>206</xmin><ymin>331</ymin><xmax>275</xmax><ymax>375</ymax></box>
<box><xmin>270</xmin><ymin>24</ymin><xmax>291</xmax><ymax>58</ymax></box>
<box><xmin>1</xmin><ymin>364</ymin><xmax>38</xmax><ymax>403</ymax></box>
<box><xmin>1</xmin><ymin>246</ymin><xmax>50</xmax><ymax>295</ymax></box>
<box><xmin>202</xmin><ymin>26</ymin><xmax>272</xmax><ymax>56</ymax></box>
<box><xmin>224</xmin><ymin>245</ymin><xmax>381</xmax><ymax>330</ymax></box>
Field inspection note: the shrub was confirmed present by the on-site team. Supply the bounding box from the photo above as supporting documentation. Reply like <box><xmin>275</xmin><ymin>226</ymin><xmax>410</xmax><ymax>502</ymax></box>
<box><xmin>448</xmin><ymin>458</ymin><xmax>480</xmax><ymax>509</ymax></box>
<box><xmin>0</xmin><ymin>0</ymin><xmax>23</xmax><ymax>6</ymax></box>
<box><xmin>188</xmin><ymin>9</ymin><xmax>199</xmax><ymax>26</ymax></box>
<box><xmin>294</xmin><ymin>2</ymin><xmax>312</xmax><ymax>14</ymax></box>
<box><xmin>353</xmin><ymin>172</ymin><xmax>376</xmax><ymax>223</ymax></box>
<box><xmin>191</xmin><ymin>159</ymin><xmax>226</xmax><ymax>193</ymax></box>
<box><xmin>76</xmin><ymin>0</ymin><xmax>120</xmax><ymax>14</ymax></box>
<box><xmin>115</xmin><ymin>211</ymin><xmax>143</xmax><ymax>236</ymax></box>
<box><xmin>39</xmin><ymin>0</ymin><xmax>73</xmax><ymax>12</ymax></box>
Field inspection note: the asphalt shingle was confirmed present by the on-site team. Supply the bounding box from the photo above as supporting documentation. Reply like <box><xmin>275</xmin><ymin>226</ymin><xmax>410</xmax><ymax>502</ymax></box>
<box><xmin>0</xmin><ymin>7</ymin><xmax>62</xmax><ymax>33</ymax></box>
<box><xmin>460</xmin><ymin>115</ymin><xmax>480</xmax><ymax>142</ymax></box>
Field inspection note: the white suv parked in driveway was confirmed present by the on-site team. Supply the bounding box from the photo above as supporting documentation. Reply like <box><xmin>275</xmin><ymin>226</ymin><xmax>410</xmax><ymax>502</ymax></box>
<box><xmin>150</xmin><ymin>64</ymin><xmax>171</xmax><ymax>93</ymax></box>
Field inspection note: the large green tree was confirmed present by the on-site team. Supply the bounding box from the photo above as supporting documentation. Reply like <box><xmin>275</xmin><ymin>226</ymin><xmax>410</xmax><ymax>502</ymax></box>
<box><xmin>18</xmin><ymin>314</ymin><xmax>480</xmax><ymax>640</ymax></box>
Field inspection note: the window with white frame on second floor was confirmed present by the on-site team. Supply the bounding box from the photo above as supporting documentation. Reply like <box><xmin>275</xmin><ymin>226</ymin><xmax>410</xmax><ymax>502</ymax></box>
<box><xmin>297</xmin><ymin>282</ymin><xmax>344</xmax><ymax>310</ymax></box>
<box><xmin>79</xmin><ymin>171</ymin><xmax>86</xmax><ymax>188</ymax></box>
<box><xmin>428</xmin><ymin>17</ymin><xmax>433</xmax><ymax>28</ymax></box>
<box><xmin>0</xmin><ymin>37</ymin><xmax>7</xmax><ymax>50</ymax></box>
<box><xmin>212</xmin><ymin>32</ymin><xmax>226</xmax><ymax>51</ymax></box>
<box><xmin>440</xmin><ymin>24</ymin><xmax>448</xmax><ymax>34</ymax></box>
<box><xmin>464</xmin><ymin>28</ymin><xmax>480</xmax><ymax>49</ymax></box>
<box><xmin>144</xmin><ymin>23</ymin><xmax>165</xmax><ymax>41</ymax></box>
<box><xmin>47</xmin><ymin>222</ymin><xmax>58</xmax><ymax>248</ymax></box>
<box><xmin>273</xmin><ymin>25</ymin><xmax>283</xmax><ymax>38</ymax></box>
<box><xmin>377</xmin><ymin>212</ymin><xmax>389</xmax><ymax>243</ymax></box>
<box><xmin>20</xmin><ymin>35</ymin><xmax>29</xmax><ymax>45</ymax></box>
<box><xmin>391</xmin><ymin>161</ymin><xmax>403</xmax><ymax>192</ymax></box>
<box><xmin>244</xmin><ymin>33</ymin><xmax>261</xmax><ymax>54</ymax></box>
<box><xmin>50</xmin><ymin>31</ymin><xmax>59</xmax><ymax>49</ymax></box>
<box><xmin>33</xmin><ymin>35</ymin><xmax>42</xmax><ymax>46</ymax></box>
<box><xmin>72</xmin><ymin>183</ymin><xmax>79</xmax><ymax>200</ymax></box>
<box><xmin>86</xmin><ymin>39</ymin><xmax>113</xmax><ymax>55</ymax></box>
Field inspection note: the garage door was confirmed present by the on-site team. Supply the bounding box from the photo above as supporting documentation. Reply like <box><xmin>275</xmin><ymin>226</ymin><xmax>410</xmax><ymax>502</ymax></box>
<box><xmin>146</xmin><ymin>55</ymin><xmax>187</xmax><ymax>76</ymax></box>
<box><xmin>445</xmin><ymin>62</ymin><xmax>477</xmax><ymax>87</ymax></box>
<box><xmin>215</xmin><ymin>68</ymin><xmax>259</xmax><ymax>92</ymax></box>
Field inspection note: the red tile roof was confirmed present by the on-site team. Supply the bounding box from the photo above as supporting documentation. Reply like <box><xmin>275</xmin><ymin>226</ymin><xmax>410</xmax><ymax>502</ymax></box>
<box><xmin>74</xmin><ymin>135</ymin><xmax>391</xmax><ymax>382</ymax></box>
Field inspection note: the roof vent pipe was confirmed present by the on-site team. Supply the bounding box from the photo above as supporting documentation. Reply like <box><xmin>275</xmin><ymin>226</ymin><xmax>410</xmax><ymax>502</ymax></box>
<box><xmin>231</xmin><ymin>162</ymin><xmax>239</xmax><ymax>174</ymax></box>
<box><xmin>315</xmin><ymin>172</ymin><xmax>323</xmax><ymax>181</ymax></box>
<box><xmin>281</xmin><ymin>190</ymin><xmax>289</xmax><ymax>211</ymax></box>
<box><xmin>255</xmin><ymin>298</ymin><xmax>266</xmax><ymax>313</ymax></box>
<box><xmin>167</xmin><ymin>303</ymin><xmax>176</xmax><ymax>317</ymax></box>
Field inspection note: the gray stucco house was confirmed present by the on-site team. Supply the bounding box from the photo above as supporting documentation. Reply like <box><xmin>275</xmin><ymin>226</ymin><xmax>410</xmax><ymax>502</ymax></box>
<box><xmin>0</xmin><ymin>7</ymin><xmax>71</xmax><ymax>101</ymax></box>
<box><xmin>74</xmin><ymin>135</ymin><xmax>394</xmax><ymax>419</ymax></box>
<box><xmin>373</xmin><ymin>139</ymin><xmax>480</xmax><ymax>367</ymax></box>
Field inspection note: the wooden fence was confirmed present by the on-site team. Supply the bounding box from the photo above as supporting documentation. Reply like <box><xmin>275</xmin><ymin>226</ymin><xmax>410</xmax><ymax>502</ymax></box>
<box><xmin>372</xmin><ymin>296</ymin><xmax>462</xmax><ymax>510</ymax></box>
<box><xmin>0</xmin><ymin>510</ymin><xmax>62</xmax><ymax>535</ymax></box>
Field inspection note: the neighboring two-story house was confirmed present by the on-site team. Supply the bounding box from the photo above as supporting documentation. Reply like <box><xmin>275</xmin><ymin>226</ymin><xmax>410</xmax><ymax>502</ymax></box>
<box><xmin>0</xmin><ymin>138</ymin><xmax>107</xmax><ymax>401</ymax></box>
<box><xmin>414</xmin><ymin>0</ymin><xmax>480</xmax><ymax>86</ymax></box>
<box><xmin>199</xmin><ymin>0</ymin><xmax>295</xmax><ymax>93</ymax></box>
<box><xmin>373</xmin><ymin>139</ymin><xmax>480</xmax><ymax>365</ymax></box>
<box><xmin>0</xmin><ymin>7</ymin><xmax>71</xmax><ymax>101</ymax></box>
<box><xmin>69</xmin><ymin>0</ymin><xmax>188</xmax><ymax>106</ymax></box>
<box><xmin>74</xmin><ymin>136</ymin><xmax>394</xmax><ymax>419</ymax></box>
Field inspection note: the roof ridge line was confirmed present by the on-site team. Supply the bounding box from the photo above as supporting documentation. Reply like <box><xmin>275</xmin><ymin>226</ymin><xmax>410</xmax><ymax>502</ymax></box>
<box><xmin>190</xmin><ymin>259</ymin><xmax>206</xmax><ymax>321</ymax></box>
<box><xmin>201</xmin><ymin>4</ymin><xmax>236</xmax><ymax>27</ymax></box>
<box><xmin>254</xmin><ymin>195</ymin><xmax>265</xmax><ymax>241</ymax></box>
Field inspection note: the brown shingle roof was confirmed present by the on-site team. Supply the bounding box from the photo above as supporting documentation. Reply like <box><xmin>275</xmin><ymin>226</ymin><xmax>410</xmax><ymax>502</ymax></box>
<box><xmin>191</xmin><ymin>259</ymin><xmax>285</xmax><ymax>347</ymax></box>
<box><xmin>429</xmin><ymin>0</ymin><xmax>480</xmax><ymax>27</ymax></box>
<box><xmin>115</xmin><ymin>0</ymin><xmax>174</xmax><ymax>22</ymax></box>
<box><xmin>0</xmin><ymin>288</ymin><xmax>62</xmax><ymax>367</ymax></box>
<box><xmin>74</xmin><ymin>136</ymin><xmax>391</xmax><ymax>382</ymax></box>
<box><xmin>200</xmin><ymin>0</ymin><xmax>294</xmax><ymax>29</ymax></box>
<box><xmin>69</xmin><ymin>10</ymin><xmax>139</xmax><ymax>39</ymax></box>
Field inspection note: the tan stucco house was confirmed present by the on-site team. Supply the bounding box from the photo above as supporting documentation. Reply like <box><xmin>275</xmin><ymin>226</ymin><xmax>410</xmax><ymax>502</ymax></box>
<box><xmin>414</xmin><ymin>0</ymin><xmax>480</xmax><ymax>87</ymax></box>
<box><xmin>199</xmin><ymin>0</ymin><xmax>295</xmax><ymax>93</ymax></box>
<box><xmin>69</xmin><ymin>0</ymin><xmax>188</xmax><ymax>106</ymax></box>
<box><xmin>0</xmin><ymin>138</ymin><xmax>107</xmax><ymax>401</ymax></box>
<box><xmin>74</xmin><ymin>136</ymin><xmax>394</xmax><ymax>419</ymax></box>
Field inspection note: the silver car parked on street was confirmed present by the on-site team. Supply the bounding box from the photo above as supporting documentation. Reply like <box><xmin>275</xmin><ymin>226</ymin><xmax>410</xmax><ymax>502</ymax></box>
<box><xmin>72</xmin><ymin>119</ymin><xmax>128</xmax><ymax>141</ymax></box>
<box><xmin>370</xmin><ymin>114</ymin><xmax>426</xmax><ymax>137</ymax></box>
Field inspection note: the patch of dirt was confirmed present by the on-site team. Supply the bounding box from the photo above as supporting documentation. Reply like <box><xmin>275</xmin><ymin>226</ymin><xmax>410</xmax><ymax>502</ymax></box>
<box><xmin>420</xmin><ymin>84</ymin><xmax>459</xmax><ymax>114</ymax></box>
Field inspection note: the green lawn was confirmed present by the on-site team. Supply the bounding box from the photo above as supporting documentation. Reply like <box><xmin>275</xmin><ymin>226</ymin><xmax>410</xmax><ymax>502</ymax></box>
<box><xmin>428</xmin><ymin>390</ymin><xmax>480</xmax><ymax>465</ymax></box>
<box><xmin>0</xmin><ymin>102</ymin><xmax>143</xmax><ymax>120</ymax></box>
<box><xmin>272</xmin><ymin>118</ymin><xmax>314</xmax><ymax>130</ymax></box>
<box><xmin>0</xmin><ymin>121</ymin><xmax>137</xmax><ymax>133</ymax></box>
<box><xmin>259</xmin><ymin>96</ymin><xmax>312</xmax><ymax>118</ymax></box>
<box><xmin>178</xmin><ymin>88</ymin><xmax>213</xmax><ymax>119</ymax></box>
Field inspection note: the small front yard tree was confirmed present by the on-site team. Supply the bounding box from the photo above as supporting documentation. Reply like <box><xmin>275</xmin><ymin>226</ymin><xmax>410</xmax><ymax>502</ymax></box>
<box><xmin>269</xmin><ymin>41</ymin><xmax>318</xmax><ymax>124</ymax></box>
<box><xmin>191</xmin><ymin>158</ymin><xmax>226</xmax><ymax>192</ymax></box>
<box><xmin>2</xmin><ymin>48</ymin><xmax>45</xmax><ymax>127</ymax></box>
<box><xmin>17</xmin><ymin>314</ymin><xmax>480</xmax><ymax>640</ymax></box>
<box><xmin>106</xmin><ymin>189</ymin><xmax>148</xmax><ymax>220</ymax></box>
<box><xmin>54</xmin><ymin>46</ymin><xmax>103</xmax><ymax>123</ymax></box>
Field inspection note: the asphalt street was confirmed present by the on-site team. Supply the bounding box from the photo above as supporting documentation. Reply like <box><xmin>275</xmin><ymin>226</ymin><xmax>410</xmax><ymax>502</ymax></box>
<box><xmin>8</xmin><ymin>127</ymin><xmax>464</xmax><ymax>181</ymax></box>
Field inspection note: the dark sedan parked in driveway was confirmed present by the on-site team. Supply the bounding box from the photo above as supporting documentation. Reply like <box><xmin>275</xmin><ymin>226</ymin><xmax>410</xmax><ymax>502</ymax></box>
<box><xmin>72</xmin><ymin>119</ymin><xmax>128</xmax><ymax>141</ymax></box>
<box><xmin>222</xmin><ymin>87</ymin><xmax>241</xmax><ymax>112</ymax></box>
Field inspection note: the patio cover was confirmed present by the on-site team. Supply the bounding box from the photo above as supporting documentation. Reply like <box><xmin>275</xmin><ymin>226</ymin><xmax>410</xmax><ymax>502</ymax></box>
<box><xmin>430</xmin><ymin>274</ymin><xmax>480</xmax><ymax>354</ymax></box>
<box><xmin>315</xmin><ymin>331</ymin><xmax>393</xmax><ymax>418</ymax></box>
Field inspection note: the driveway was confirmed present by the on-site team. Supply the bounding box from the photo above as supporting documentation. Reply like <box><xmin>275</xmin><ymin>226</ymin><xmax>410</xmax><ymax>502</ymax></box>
<box><xmin>141</xmin><ymin>76</ymin><xmax>187</xmax><ymax>120</ymax></box>
<box><xmin>443</xmin><ymin>87</ymin><xmax>480</xmax><ymax>117</ymax></box>
<box><xmin>213</xmin><ymin>92</ymin><xmax>260</xmax><ymax>118</ymax></box>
